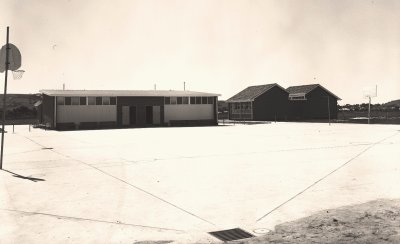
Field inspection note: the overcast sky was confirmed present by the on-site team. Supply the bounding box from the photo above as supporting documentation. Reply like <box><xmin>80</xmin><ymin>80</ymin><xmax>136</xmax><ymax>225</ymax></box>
<box><xmin>1</xmin><ymin>0</ymin><xmax>399</xmax><ymax>104</ymax></box>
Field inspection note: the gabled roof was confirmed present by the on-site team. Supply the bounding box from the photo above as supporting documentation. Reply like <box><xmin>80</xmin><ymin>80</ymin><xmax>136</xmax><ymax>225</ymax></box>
<box><xmin>286</xmin><ymin>84</ymin><xmax>341</xmax><ymax>100</ymax></box>
<box><xmin>226</xmin><ymin>83</ymin><xmax>287</xmax><ymax>102</ymax></box>
<box><xmin>40</xmin><ymin>89</ymin><xmax>220</xmax><ymax>97</ymax></box>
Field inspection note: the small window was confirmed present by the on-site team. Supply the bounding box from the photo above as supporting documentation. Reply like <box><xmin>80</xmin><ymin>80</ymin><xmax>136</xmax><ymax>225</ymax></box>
<box><xmin>190</xmin><ymin>97</ymin><xmax>195</xmax><ymax>104</ymax></box>
<box><xmin>71</xmin><ymin>97</ymin><xmax>79</xmax><ymax>105</ymax></box>
<box><xmin>196</xmin><ymin>97</ymin><xmax>201</xmax><ymax>104</ymax></box>
<box><xmin>208</xmin><ymin>97</ymin><xmax>214</xmax><ymax>104</ymax></box>
<box><xmin>102</xmin><ymin>97</ymin><xmax>110</xmax><ymax>105</ymax></box>
<box><xmin>88</xmin><ymin>97</ymin><xmax>95</xmax><ymax>105</ymax></box>
<box><xmin>177</xmin><ymin>97</ymin><xmax>182</xmax><ymax>104</ymax></box>
<box><xmin>110</xmin><ymin>97</ymin><xmax>116</xmax><ymax>105</ymax></box>
<box><xmin>65</xmin><ymin>97</ymin><xmax>72</xmax><ymax>105</ymax></box>
<box><xmin>182</xmin><ymin>97</ymin><xmax>189</xmax><ymax>104</ymax></box>
<box><xmin>202</xmin><ymin>97</ymin><xmax>207</xmax><ymax>104</ymax></box>
<box><xmin>96</xmin><ymin>97</ymin><xmax>102</xmax><ymax>105</ymax></box>
<box><xmin>165</xmin><ymin>97</ymin><xmax>170</xmax><ymax>104</ymax></box>
<box><xmin>80</xmin><ymin>97</ymin><xmax>86</xmax><ymax>105</ymax></box>
<box><xmin>56</xmin><ymin>97</ymin><xmax>64</xmax><ymax>105</ymax></box>
<box><xmin>170</xmin><ymin>97</ymin><xmax>177</xmax><ymax>105</ymax></box>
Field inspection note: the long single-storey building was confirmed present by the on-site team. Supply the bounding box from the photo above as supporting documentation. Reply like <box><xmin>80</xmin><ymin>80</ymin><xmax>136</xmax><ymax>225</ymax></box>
<box><xmin>286</xmin><ymin>84</ymin><xmax>341</xmax><ymax>120</ymax></box>
<box><xmin>37</xmin><ymin>90</ymin><xmax>219</xmax><ymax>130</ymax></box>
<box><xmin>226</xmin><ymin>84</ymin><xmax>289</xmax><ymax>121</ymax></box>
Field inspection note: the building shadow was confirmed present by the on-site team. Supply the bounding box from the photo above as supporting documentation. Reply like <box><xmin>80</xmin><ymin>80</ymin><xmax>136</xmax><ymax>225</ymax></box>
<box><xmin>2</xmin><ymin>169</ymin><xmax>45</xmax><ymax>182</ymax></box>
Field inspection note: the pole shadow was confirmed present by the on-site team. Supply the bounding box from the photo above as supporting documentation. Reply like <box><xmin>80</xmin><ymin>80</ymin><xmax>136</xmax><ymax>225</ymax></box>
<box><xmin>2</xmin><ymin>169</ymin><xmax>45</xmax><ymax>182</ymax></box>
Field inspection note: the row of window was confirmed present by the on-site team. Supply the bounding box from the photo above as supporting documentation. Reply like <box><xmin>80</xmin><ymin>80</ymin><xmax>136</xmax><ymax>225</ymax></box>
<box><xmin>56</xmin><ymin>96</ymin><xmax>215</xmax><ymax>106</ymax></box>
<box><xmin>57</xmin><ymin>96</ymin><xmax>117</xmax><ymax>106</ymax></box>
<box><xmin>165</xmin><ymin>97</ymin><xmax>214</xmax><ymax>105</ymax></box>
<box><xmin>231</xmin><ymin>102</ymin><xmax>251</xmax><ymax>110</ymax></box>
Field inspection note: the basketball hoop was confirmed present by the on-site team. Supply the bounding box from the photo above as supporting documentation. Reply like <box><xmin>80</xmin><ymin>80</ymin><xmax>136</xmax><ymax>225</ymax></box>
<box><xmin>12</xmin><ymin>69</ymin><xmax>24</xmax><ymax>80</ymax></box>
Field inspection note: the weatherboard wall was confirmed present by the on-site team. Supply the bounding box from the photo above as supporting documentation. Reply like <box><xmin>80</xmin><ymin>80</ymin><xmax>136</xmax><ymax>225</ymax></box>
<box><xmin>164</xmin><ymin>104</ymin><xmax>214</xmax><ymax>123</ymax></box>
<box><xmin>253</xmin><ymin>85</ymin><xmax>289</xmax><ymax>121</ymax></box>
<box><xmin>57</xmin><ymin>105</ymin><xmax>117</xmax><ymax>124</ymax></box>
<box><xmin>288</xmin><ymin>86</ymin><xmax>338</xmax><ymax>120</ymax></box>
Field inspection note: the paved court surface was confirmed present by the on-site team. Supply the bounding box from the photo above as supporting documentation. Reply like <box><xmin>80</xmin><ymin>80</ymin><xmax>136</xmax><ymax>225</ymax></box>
<box><xmin>0</xmin><ymin>123</ymin><xmax>399</xmax><ymax>243</ymax></box>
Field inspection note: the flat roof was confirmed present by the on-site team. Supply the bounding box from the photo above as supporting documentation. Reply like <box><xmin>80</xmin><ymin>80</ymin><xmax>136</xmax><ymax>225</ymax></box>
<box><xmin>40</xmin><ymin>89</ymin><xmax>220</xmax><ymax>97</ymax></box>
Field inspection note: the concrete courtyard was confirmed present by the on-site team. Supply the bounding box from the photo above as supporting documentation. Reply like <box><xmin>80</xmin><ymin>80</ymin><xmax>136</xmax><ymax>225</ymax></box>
<box><xmin>0</xmin><ymin>123</ymin><xmax>399</xmax><ymax>243</ymax></box>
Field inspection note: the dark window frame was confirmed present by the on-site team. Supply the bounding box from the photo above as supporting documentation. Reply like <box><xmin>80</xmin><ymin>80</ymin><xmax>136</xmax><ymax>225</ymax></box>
<box><xmin>80</xmin><ymin>97</ymin><xmax>86</xmax><ymax>105</ymax></box>
<box><xmin>64</xmin><ymin>97</ymin><xmax>72</xmax><ymax>105</ymax></box>
<box><xmin>96</xmin><ymin>97</ymin><xmax>102</xmax><ymax>105</ymax></box>
<box><xmin>196</xmin><ymin>97</ymin><xmax>201</xmax><ymax>104</ymax></box>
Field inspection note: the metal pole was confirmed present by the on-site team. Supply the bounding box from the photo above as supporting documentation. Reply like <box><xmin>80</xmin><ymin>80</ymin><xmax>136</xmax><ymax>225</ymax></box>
<box><xmin>368</xmin><ymin>96</ymin><xmax>371</xmax><ymax>124</ymax></box>
<box><xmin>1</xmin><ymin>26</ymin><xmax>10</xmax><ymax>170</ymax></box>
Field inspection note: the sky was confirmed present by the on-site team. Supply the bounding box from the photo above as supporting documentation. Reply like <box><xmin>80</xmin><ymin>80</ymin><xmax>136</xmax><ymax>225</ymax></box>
<box><xmin>1</xmin><ymin>0</ymin><xmax>399</xmax><ymax>104</ymax></box>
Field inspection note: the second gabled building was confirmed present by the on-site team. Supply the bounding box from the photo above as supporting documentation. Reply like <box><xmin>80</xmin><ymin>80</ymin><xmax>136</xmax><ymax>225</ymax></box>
<box><xmin>226</xmin><ymin>83</ymin><xmax>289</xmax><ymax>121</ymax></box>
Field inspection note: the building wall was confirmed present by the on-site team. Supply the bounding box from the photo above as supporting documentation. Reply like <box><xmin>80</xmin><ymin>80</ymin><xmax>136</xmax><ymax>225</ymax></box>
<box><xmin>57</xmin><ymin>105</ymin><xmax>117</xmax><ymax>124</ymax></box>
<box><xmin>288</xmin><ymin>87</ymin><xmax>338</xmax><ymax>119</ymax></box>
<box><xmin>164</xmin><ymin>104</ymin><xmax>214</xmax><ymax>123</ymax></box>
<box><xmin>40</xmin><ymin>95</ymin><xmax>55</xmax><ymax>128</ymax></box>
<box><xmin>116</xmin><ymin>97</ymin><xmax>165</xmax><ymax>126</ymax></box>
<box><xmin>253</xmin><ymin>86</ymin><xmax>289</xmax><ymax>121</ymax></box>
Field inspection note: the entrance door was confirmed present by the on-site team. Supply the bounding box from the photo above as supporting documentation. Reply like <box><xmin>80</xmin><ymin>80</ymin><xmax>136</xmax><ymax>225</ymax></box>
<box><xmin>122</xmin><ymin>106</ymin><xmax>130</xmax><ymax>125</ymax></box>
<box><xmin>145</xmin><ymin>106</ymin><xmax>153</xmax><ymax>124</ymax></box>
<box><xmin>129</xmin><ymin>106</ymin><xmax>136</xmax><ymax>125</ymax></box>
<box><xmin>153</xmin><ymin>106</ymin><xmax>160</xmax><ymax>125</ymax></box>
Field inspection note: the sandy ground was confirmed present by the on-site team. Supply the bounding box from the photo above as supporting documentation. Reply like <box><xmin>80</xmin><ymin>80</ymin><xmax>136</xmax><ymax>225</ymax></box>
<box><xmin>238</xmin><ymin>199</ymin><xmax>400</xmax><ymax>243</ymax></box>
<box><xmin>0</xmin><ymin>123</ymin><xmax>399</xmax><ymax>243</ymax></box>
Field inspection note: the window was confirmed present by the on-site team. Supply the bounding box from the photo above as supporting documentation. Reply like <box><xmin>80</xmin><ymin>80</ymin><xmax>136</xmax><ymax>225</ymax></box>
<box><xmin>65</xmin><ymin>97</ymin><xmax>72</xmax><ymax>105</ymax></box>
<box><xmin>165</xmin><ymin>97</ymin><xmax>170</xmax><ymax>104</ymax></box>
<box><xmin>110</xmin><ymin>97</ymin><xmax>116</xmax><ymax>105</ymax></box>
<box><xmin>208</xmin><ymin>97</ymin><xmax>214</xmax><ymax>104</ymax></box>
<box><xmin>190</xmin><ymin>97</ymin><xmax>195</xmax><ymax>104</ymax></box>
<box><xmin>88</xmin><ymin>97</ymin><xmax>95</xmax><ymax>105</ymax></box>
<box><xmin>96</xmin><ymin>97</ymin><xmax>102</xmax><ymax>105</ymax></box>
<box><xmin>182</xmin><ymin>97</ymin><xmax>189</xmax><ymax>104</ymax></box>
<box><xmin>202</xmin><ymin>97</ymin><xmax>207</xmax><ymax>104</ymax></box>
<box><xmin>56</xmin><ymin>97</ymin><xmax>64</xmax><ymax>105</ymax></box>
<box><xmin>196</xmin><ymin>97</ymin><xmax>201</xmax><ymax>104</ymax></box>
<box><xmin>71</xmin><ymin>97</ymin><xmax>79</xmax><ymax>105</ymax></box>
<box><xmin>80</xmin><ymin>97</ymin><xmax>86</xmax><ymax>105</ymax></box>
<box><xmin>102</xmin><ymin>97</ymin><xmax>110</xmax><ymax>105</ymax></box>
<box><xmin>170</xmin><ymin>97</ymin><xmax>177</xmax><ymax>104</ymax></box>
<box><xmin>177</xmin><ymin>97</ymin><xmax>182</xmax><ymax>104</ymax></box>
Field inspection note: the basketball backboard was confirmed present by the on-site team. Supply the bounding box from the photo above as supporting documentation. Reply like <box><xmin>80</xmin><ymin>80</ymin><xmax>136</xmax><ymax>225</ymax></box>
<box><xmin>362</xmin><ymin>85</ymin><xmax>377</xmax><ymax>99</ymax></box>
<box><xmin>0</xmin><ymin>43</ymin><xmax>21</xmax><ymax>73</ymax></box>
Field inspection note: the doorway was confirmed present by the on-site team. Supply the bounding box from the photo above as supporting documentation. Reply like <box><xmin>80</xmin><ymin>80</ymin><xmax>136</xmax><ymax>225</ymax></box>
<box><xmin>145</xmin><ymin>106</ymin><xmax>153</xmax><ymax>124</ymax></box>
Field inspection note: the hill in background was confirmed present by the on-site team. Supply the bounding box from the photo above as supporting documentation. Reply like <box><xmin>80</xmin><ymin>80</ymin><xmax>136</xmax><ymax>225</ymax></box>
<box><xmin>383</xmin><ymin>99</ymin><xmax>400</xmax><ymax>107</ymax></box>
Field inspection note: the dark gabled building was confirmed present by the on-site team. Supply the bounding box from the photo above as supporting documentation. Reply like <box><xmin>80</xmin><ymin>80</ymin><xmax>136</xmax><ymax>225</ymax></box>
<box><xmin>226</xmin><ymin>84</ymin><xmax>289</xmax><ymax>121</ymax></box>
<box><xmin>286</xmin><ymin>84</ymin><xmax>341</xmax><ymax>120</ymax></box>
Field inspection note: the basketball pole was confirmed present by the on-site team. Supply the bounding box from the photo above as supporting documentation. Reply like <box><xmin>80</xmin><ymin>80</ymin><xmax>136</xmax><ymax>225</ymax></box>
<box><xmin>0</xmin><ymin>26</ymin><xmax>9</xmax><ymax>170</ymax></box>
